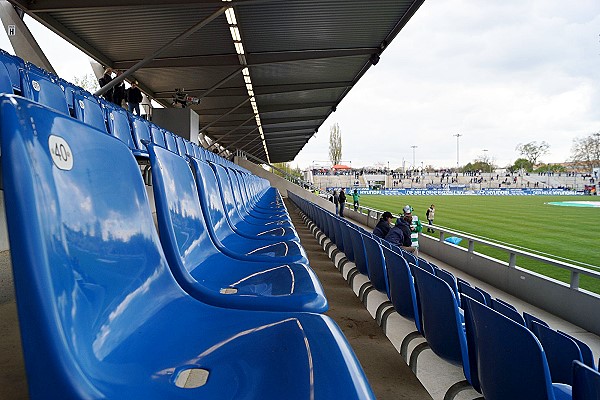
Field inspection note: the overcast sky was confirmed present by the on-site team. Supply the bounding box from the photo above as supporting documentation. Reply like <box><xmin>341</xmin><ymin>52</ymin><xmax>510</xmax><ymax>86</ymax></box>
<box><xmin>1</xmin><ymin>0</ymin><xmax>598</xmax><ymax>170</ymax></box>
<box><xmin>297</xmin><ymin>0</ymin><xmax>600</xmax><ymax>170</ymax></box>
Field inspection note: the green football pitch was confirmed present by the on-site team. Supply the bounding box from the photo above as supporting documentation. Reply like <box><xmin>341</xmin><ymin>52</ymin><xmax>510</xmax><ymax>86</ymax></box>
<box><xmin>358</xmin><ymin>195</ymin><xmax>600</xmax><ymax>293</ymax></box>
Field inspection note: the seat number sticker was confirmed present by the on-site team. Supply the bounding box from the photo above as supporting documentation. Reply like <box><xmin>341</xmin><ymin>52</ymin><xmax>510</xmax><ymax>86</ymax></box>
<box><xmin>31</xmin><ymin>81</ymin><xmax>40</xmax><ymax>91</ymax></box>
<box><xmin>48</xmin><ymin>135</ymin><xmax>73</xmax><ymax>170</ymax></box>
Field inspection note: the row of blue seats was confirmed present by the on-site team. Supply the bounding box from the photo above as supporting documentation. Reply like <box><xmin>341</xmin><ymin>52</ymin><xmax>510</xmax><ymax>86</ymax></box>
<box><xmin>0</xmin><ymin>48</ymin><xmax>236</xmax><ymax>166</ymax></box>
<box><xmin>0</xmin><ymin>93</ymin><xmax>376</xmax><ymax>398</ymax></box>
<box><xmin>289</xmin><ymin>192</ymin><xmax>600</xmax><ymax>400</ymax></box>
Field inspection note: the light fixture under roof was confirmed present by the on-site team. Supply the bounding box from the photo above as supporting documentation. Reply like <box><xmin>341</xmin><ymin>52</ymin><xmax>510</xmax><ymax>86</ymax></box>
<box><xmin>222</xmin><ymin>2</ymin><xmax>270</xmax><ymax>162</ymax></box>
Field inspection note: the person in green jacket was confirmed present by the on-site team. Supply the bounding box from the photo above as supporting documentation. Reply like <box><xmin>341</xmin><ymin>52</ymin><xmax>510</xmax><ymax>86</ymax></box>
<box><xmin>402</xmin><ymin>205</ymin><xmax>422</xmax><ymax>248</ymax></box>
<box><xmin>352</xmin><ymin>189</ymin><xmax>360</xmax><ymax>211</ymax></box>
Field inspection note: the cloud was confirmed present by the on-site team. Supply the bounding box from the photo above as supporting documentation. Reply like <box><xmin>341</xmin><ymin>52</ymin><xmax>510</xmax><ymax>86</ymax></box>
<box><xmin>295</xmin><ymin>0</ymin><xmax>600</xmax><ymax>169</ymax></box>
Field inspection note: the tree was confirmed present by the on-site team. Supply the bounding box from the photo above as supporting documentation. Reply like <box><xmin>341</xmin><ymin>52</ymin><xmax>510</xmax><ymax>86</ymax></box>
<box><xmin>509</xmin><ymin>158</ymin><xmax>534</xmax><ymax>173</ymax></box>
<box><xmin>516</xmin><ymin>141</ymin><xmax>550</xmax><ymax>165</ymax></box>
<box><xmin>73</xmin><ymin>73</ymin><xmax>100</xmax><ymax>92</ymax></box>
<box><xmin>571</xmin><ymin>132</ymin><xmax>600</xmax><ymax>170</ymax></box>
<box><xmin>329</xmin><ymin>123</ymin><xmax>342</xmax><ymax>166</ymax></box>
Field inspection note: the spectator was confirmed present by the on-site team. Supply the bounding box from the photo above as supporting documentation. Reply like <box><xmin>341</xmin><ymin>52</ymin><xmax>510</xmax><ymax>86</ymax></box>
<box><xmin>339</xmin><ymin>188</ymin><xmax>346</xmax><ymax>217</ymax></box>
<box><xmin>98</xmin><ymin>68</ymin><xmax>114</xmax><ymax>103</ymax></box>
<box><xmin>426</xmin><ymin>204</ymin><xmax>435</xmax><ymax>233</ymax></box>
<box><xmin>332</xmin><ymin>190</ymin><xmax>339</xmax><ymax>215</ymax></box>
<box><xmin>126</xmin><ymin>81</ymin><xmax>143</xmax><ymax>115</ymax></box>
<box><xmin>373</xmin><ymin>211</ymin><xmax>393</xmax><ymax>239</ymax></box>
<box><xmin>385</xmin><ymin>214</ymin><xmax>415</xmax><ymax>253</ymax></box>
<box><xmin>112</xmin><ymin>70</ymin><xmax>126</xmax><ymax>107</ymax></box>
<box><xmin>352</xmin><ymin>189</ymin><xmax>360</xmax><ymax>211</ymax></box>
<box><xmin>402</xmin><ymin>205</ymin><xmax>422</xmax><ymax>249</ymax></box>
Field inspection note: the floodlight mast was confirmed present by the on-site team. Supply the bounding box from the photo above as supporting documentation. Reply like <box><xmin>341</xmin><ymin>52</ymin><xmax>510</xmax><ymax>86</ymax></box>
<box><xmin>453</xmin><ymin>133</ymin><xmax>462</xmax><ymax>171</ymax></box>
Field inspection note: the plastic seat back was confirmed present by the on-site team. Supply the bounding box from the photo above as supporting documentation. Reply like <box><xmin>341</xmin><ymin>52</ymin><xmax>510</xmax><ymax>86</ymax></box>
<box><xmin>175</xmin><ymin>134</ymin><xmax>187</xmax><ymax>157</ymax></box>
<box><xmin>0</xmin><ymin>95</ymin><xmax>182</xmax><ymax>398</ymax></box>
<box><xmin>490</xmin><ymin>298</ymin><xmax>526</xmax><ymax>325</ymax></box>
<box><xmin>468</xmin><ymin>299</ymin><xmax>557</xmax><ymax>400</ymax></box>
<box><xmin>22</xmin><ymin>65</ymin><xmax>69</xmax><ymax>114</ymax></box>
<box><xmin>558</xmin><ymin>331</ymin><xmax>595</xmax><ymax>370</ymax></box>
<box><xmin>362</xmin><ymin>234</ymin><xmax>389</xmax><ymax>294</ymax></box>
<box><xmin>573</xmin><ymin>360</ymin><xmax>600</xmax><ymax>400</ymax></box>
<box><xmin>348</xmin><ymin>226</ymin><xmax>368</xmax><ymax>275</ymax></box>
<box><xmin>0</xmin><ymin>58</ymin><xmax>15</xmax><ymax>94</ymax></box>
<box><xmin>381</xmin><ymin>247</ymin><xmax>420</xmax><ymax>326</ymax></box>
<box><xmin>73</xmin><ymin>90</ymin><xmax>107</xmax><ymax>132</ymax></box>
<box><xmin>0</xmin><ymin>49</ymin><xmax>24</xmax><ymax>93</ymax></box>
<box><xmin>128</xmin><ymin>113</ymin><xmax>151</xmax><ymax>156</ymax></box>
<box><xmin>164</xmin><ymin>130</ymin><xmax>178</xmax><ymax>153</ymax></box>
<box><xmin>149</xmin><ymin>124</ymin><xmax>166</xmax><ymax>148</ymax></box>
<box><xmin>458</xmin><ymin>281</ymin><xmax>487</xmax><ymax>305</ymax></box>
<box><xmin>103</xmin><ymin>101</ymin><xmax>136</xmax><ymax>150</ymax></box>
<box><xmin>413</xmin><ymin>267</ymin><xmax>471</xmax><ymax>381</ymax></box>
<box><xmin>531</xmin><ymin>321</ymin><xmax>583</xmax><ymax>385</ymax></box>
<box><xmin>435</xmin><ymin>268</ymin><xmax>459</xmax><ymax>301</ymax></box>
<box><xmin>58</xmin><ymin>78</ymin><xmax>83</xmax><ymax>116</ymax></box>
<box><xmin>524</xmin><ymin>312</ymin><xmax>550</xmax><ymax>330</ymax></box>
<box><xmin>339</xmin><ymin>221</ymin><xmax>355</xmax><ymax>262</ymax></box>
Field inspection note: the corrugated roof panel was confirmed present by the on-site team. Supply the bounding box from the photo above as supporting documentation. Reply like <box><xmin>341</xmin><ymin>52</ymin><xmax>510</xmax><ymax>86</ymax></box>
<box><xmin>237</xmin><ymin>0</ymin><xmax>416</xmax><ymax>52</ymax></box>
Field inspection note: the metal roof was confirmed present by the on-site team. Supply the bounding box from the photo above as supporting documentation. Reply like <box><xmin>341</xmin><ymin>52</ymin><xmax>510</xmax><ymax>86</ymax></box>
<box><xmin>9</xmin><ymin>0</ymin><xmax>424</xmax><ymax>163</ymax></box>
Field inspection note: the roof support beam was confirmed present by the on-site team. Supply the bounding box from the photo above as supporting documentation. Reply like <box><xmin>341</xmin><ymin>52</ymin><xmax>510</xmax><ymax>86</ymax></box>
<box><xmin>199</xmin><ymin>97</ymin><xmax>251</xmax><ymax>134</ymax></box>
<box><xmin>218</xmin><ymin>126</ymin><xmax>259</xmax><ymax>156</ymax></box>
<box><xmin>238</xmin><ymin>135</ymin><xmax>262</xmax><ymax>151</ymax></box>
<box><xmin>154</xmin><ymin>81</ymin><xmax>352</xmax><ymax>98</ymax></box>
<box><xmin>95</xmin><ymin>5</ymin><xmax>227</xmax><ymax>96</ymax></box>
<box><xmin>207</xmin><ymin>115</ymin><xmax>255</xmax><ymax>151</ymax></box>
<box><xmin>112</xmin><ymin>48</ymin><xmax>377</xmax><ymax>69</ymax></box>
<box><xmin>196</xmin><ymin>66</ymin><xmax>245</xmax><ymax>101</ymax></box>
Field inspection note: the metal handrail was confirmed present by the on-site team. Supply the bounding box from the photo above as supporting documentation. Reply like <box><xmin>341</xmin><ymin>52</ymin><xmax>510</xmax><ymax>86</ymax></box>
<box><xmin>358</xmin><ymin>205</ymin><xmax>600</xmax><ymax>290</ymax></box>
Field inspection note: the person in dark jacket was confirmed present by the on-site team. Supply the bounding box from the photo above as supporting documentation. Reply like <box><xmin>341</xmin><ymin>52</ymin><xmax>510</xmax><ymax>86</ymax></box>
<box><xmin>338</xmin><ymin>188</ymin><xmax>346</xmax><ymax>217</ymax></box>
<box><xmin>112</xmin><ymin>70</ymin><xmax>126</xmax><ymax>107</ymax></box>
<box><xmin>126</xmin><ymin>81</ymin><xmax>143</xmax><ymax>115</ymax></box>
<box><xmin>373</xmin><ymin>211</ymin><xmax>393</xmax><ymax>238</ymax></box>
<box><xmin>98</xmin><ymin>68</ymin><xmax>114</xmax><ymax>103</ymax></box>
<box><xmin>385</xmin><ymin>215</ymin><xmax>416</xmax><ymax>253</ymax></box>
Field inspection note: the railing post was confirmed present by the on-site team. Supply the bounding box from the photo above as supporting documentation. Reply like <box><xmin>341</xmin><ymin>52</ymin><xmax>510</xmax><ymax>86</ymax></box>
<box><xmin>508</xmin><ymin>252</ymin><xmax>516</xmax><ymax>268</ymax></box>
<box><xmin>468</xmin><ymin>240</ymin><xmax>475</xmax><ymax>253</ymax></box>
<box><xmin>439</xmin><ymin>231</ymin><xmax>445</xmax><ymax>242</ymax></box>
<box><xmin>570</xmin><ymin>271</ymin><xmax>580</xmax><ymax>290</ymax></box>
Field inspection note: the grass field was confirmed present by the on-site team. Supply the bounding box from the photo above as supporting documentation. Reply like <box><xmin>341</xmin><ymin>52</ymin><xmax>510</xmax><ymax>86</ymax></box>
<box><xmin>359</xmin><ymin>195</ymin><xmax>600</xmax><ymax>293</ymax></box>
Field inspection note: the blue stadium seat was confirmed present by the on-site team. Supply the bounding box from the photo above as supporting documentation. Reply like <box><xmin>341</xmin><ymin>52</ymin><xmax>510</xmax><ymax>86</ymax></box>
<box><xmin>435</xmin><ymin>268</ymin><xmax>460</xmax><ymax>302</ymax></box>
<box><xmin>174</xmin><ymin>134</ymin><xmax>187</xmax><ymax>157</ymax></box>
<box><xmin>572</xmin><ymin>360</ymin><xmax>600</xmax><ymax>400</ymax></box>
<box><xmin>58</xmin><ymin>77</ymin><xmax>84</xmax><ymax>116</ymax></box>
<box><xmin>0</xmin><ymin>50</ymin><xmax>24</xmax><ymax>94</ymax></box>
<box><xmin>468</xmin><ymin>299</ymin><xmax>572</xmax><ymax>400</ymax></box>
<box><xmin>209</xmin><ymin>163</ymin><xmax>297</xmax><ymax>240</ymax></box>
<box><xmin>101</xmin><ymin>100</ymin><xmax>137</xmax><ymax>151</ymax></box>
<box><xmin>490</xmin><ymin>298</ymin><xmax>526</xmax><ymax>325</ymax></box>
<box><xmin>361</xmin><ymin>233</ymin><xmax>389</xmax><ymax>294</ymax></box>
<box><xmin>21</xmin><ymin>64</ymin><xmax>69</xmax><ymax>114</ymax></box>
<box><xmin>149</xmin><ymin>123</ymin><xmax>166</xmax><ymax>148</ymax></box>
<box><xmin>147</xmin><ymin>143</ymin><xmax>327</xmax><ymax>313</ymax></box>
<box><xmin>531</xmin><ymin>321</ymin><xmax>583</xmax><ymax>386</ymax></box>
<box><xmin>128</xmin><ymin>113</ymin><xmax>151</xmax><ymax>158</ymax></box>
<box><xmin>558</xmin><ymin>331</ymin><xmax>596</xmax><ymax>370</ymax></box>
<box><xmin>0</xmin><ymin>95</ymin><xmax>375</xmax><ymax>400</ymax></box>
<box><xmin>163</xmin><ymin>130</ymin><xmax>178</xmax><ymax>153</ymax></box>
<box><xmin>190</xmin><ymin>157</ymin><xmax>309</xmax><ymax>265</ymax></box>
<box><xmin>72</xmin><ymin>90</ymin><xmax>107</xmax><ymax>132</ymax></box>
<box><xmin>0</xmin><ymin>57</ymin><xmax>16</xmax><ymax>94</ymax></box>
<box><xmin>524</xmin><ymin>312</ymin><xmax>550</xmax><ymax>330</ymax></box>
<box><xmin>412</xmin><ymin>267</ymin><xmax>476</xmax><ymax>399</ymax></box>
<box><xmin>458</xmin><ymin>280</ymin><xmax>487</xmax><ymax>305</ymax></box>
<box><xmin>348</xmin><ymin>225</ymin><xmax>369</xmax><ymax>276</ymax></box>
